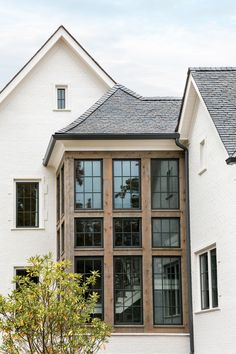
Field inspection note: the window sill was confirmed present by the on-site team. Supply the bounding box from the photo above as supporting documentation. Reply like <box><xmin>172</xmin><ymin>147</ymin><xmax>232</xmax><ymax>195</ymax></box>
<box><xmin>11</xmin><ymin>227</ymin><xmax>45</xmax><ymax>231</ymax></box>
<box><xmin>53</xmin><ymin>109</ymin><xmax>71</xmax><ymax>112</ymax></box>
<box><xmin>153</xmin><ymin>325</ymin><xmax>185</xmax><ymax>328</ymax></box>
<box><xmin>195</xmin><ymin>307</ymin><xmax>220</xmax><ymax>315</ymax></box>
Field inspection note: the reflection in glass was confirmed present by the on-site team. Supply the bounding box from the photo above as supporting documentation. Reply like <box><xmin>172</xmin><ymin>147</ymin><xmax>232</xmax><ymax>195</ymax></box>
<box><xmin>75</xmin><ymin>160</ymin><xmax>102</xmax><ymax>209</ymax></box>
<box><xmin>75</xmin><ymin>257</ymin><xmax>103</xmax><ymax>319</ymax></box>
<box><xmin>153</xmin><ymin>257</ymin><xmax>182</xmax><ymax>325</ymax></box>
<box><xmin>114</xmin><ymin>218</ymin><xmax>141</xmax><ymax>247</ymax></box>
<box><xmin>151</xmin><ymin>159</ymin><xmax>179</xmax><ymax>209</ymax></box>
<box><xmin>75</xmin><ymin>219</ymin><xmax>103</xmax><ymax>247</ymax></box>
<box><xmin>114</xmin><ymin>256</ymin><xmax>142</xmax><ymax>324</ymax></box>
<box><xmin>113</xmin><ymin>160</ymin><xmax>140</xmax><ymax>209</ymax></box>
<box><xmin>152</xmin><ymin>218</ymin><xmax>180</xmax><ymax>248</ymax></box>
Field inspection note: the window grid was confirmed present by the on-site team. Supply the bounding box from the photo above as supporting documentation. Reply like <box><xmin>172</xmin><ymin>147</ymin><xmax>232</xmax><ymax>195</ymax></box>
<box><xmin>75</xmin><ymin>218</ymin><xmax>103</xmax><ymax>247</ymax></box>
<box><xmin>75</xmin><ymin>257</ymin><xmax>103</xmax><ymax>319</ymax></box>
<box><xmin>57</xmin><ymin>88</ymin><xmax>65</xmax><ymax>109</ymax></box>
<box><xmin>113</xmin><ymin>218</ymin><xmax>142</xmax><ymax>248</ymax></box>
<box><xmin>61</xmin><ymin>165</ymin><xmax>65</xmax><ymax>215</ymax></box>
<box><xmin>153</xmin><ymin>256</ymin><xmax>182</xmax><ymax>325</ymax></box>
<box><xmin>75</xmin><ymin>160</ymin><xmax>102</xmax><ymax>210</ymax></box>
<box><xmin>57</xmin><ymin>174</ymin><xmax>60</xmax><ymax>222</ymax></box>
<box><xmin>61</xmin><ymin>222</ymin><xmax>65</xmax><ymax>254</ymax></box>
<box><xmin>152</xmin><ymin>218</ymin><xmax>180</xmax><ymax>248</ymax></box>
<box><xmin>114</xmin><ymin>256</ymin><xmax>143</xmax><ymax>325</ymax></box>
<box><xmin>16</xmin><ymin>182</ymin><xmax>39</xmax><ymax>228</ymax></box>
<box><xmin>151</xmin><ymin>159</ymin><xmax>179</xmax><ymax>209</ymax></box>
<box><xmin>200</xmin><ymin>252</ymin><xmax>209</xmax><ymax>310</ymax></box>
<box><xmin>113</xmin><ymin>160</ymin><xmax>141</xmax><ymax>209</ymax></box>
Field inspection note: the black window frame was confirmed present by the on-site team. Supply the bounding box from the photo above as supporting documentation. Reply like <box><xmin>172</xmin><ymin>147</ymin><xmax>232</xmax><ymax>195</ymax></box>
<box><xmin>16</xmin><ymin>181</ymin><xmax>39</xmax><ymax>228</ymax></box>
<box><xmin>74</xmin><ymin>218</ymin><xmax>103</xmax><ymax>248</ymax></box>
<box><xmin>151</xmin><ymin>158</ymin><xmax>179</xmax><ymax>210</ymax></box>
<box><xmin>152</xmin><ymin>256</ymin><xmax>183</xmax><ymax>325</ymax></box>
<box><xmin>74</xmin><ymin>159</ymin><xmax>103</xmax><ymax>210</ymax></box>
<box><xmin>113</xmin><ymin>218</ymin><xmax>142</xmax><ymax>248</ymax></box>
<box><xmin>57</xmin><ymin>88</ymin><xmax>66</xmax><ymax>110</ymax></box>
<box><xmin>152</xmin><ymin>217</ymin><xmax>180</xmax><ymax>248</ymax></box>
<box><xmin>61</xmin><ymin>222</ymin><xmax>65</xmax><ymax>254</ymax></box>
<box><xmin>113</xmin><ymin>159</ymin><xmax>141</xmax><ymax>210</ymax></box>
<box><xmin>114</xmin><ymin>256</ymin><xmax>143</xmax><ymax>325</ymax></box>
<box><xmin>74</xmin><ymin>256</ymin><xmax>104</xmax><ymax>320</ymax></box>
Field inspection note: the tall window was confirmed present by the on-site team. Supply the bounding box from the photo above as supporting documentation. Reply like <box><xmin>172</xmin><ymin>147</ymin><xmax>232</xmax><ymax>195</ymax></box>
<box><xmin>16</xmin><ymin>182</ymin><xmax>39</xmax><ymax>228</ymax></box>
<box><xmin>57</xmin><ymin>88</ymin><xmax>66</xmax><ymax>109</ymax></box>
<box><xmin>113</xmin><ymin>218</ymin><xmax>141</xmax><ymax>247</ymax></box>
<box><xmin>151</xmin><ymin>159</ymin><xmax>179</xmax><ymax>209</ymax></box>
<box><xmin>113</xmin><ymin>160</ymin><xmax>140</xmax><ymax>209</ymax></box>
<box><xmin>75</xmin><ymin>219</ymin><xmax>103</xmax><ymax>247</ymax></box>
<box><xmin>61</xmin><ymin>165</ymin><xmax>64</xmax><ymax>215</ymax></box>
<box><xmin>153</xmin><ymin>257</ymin><xmax>182</xmax><ymax>325</ymax></box>
<box><xmin>114</xmin><ymin>256</ymin><xmax>143</xmax><ymax>324</ymax></box>
<box><xmin>75</xmin><ymin>257</ymin><xmax>103</xmax><ymax>319</ymax></box>
<box><xmin>199</xmin><ymin>248</ymin><xmax>218</xmax><ymax>310</ymax></box>
<box><xmin>152</xmin><ymin>218</ymin><xmax>180</xmax><ymax>248</ymax></box>
<box><xmin>75</xmin><ymin>160</ymin><xmax>102</xmax><ymax>209</ymax></box>
<box><xmin>57</xmin><ymin>174</ymin><xmax>60</xmax><ymax>222</ymax></box>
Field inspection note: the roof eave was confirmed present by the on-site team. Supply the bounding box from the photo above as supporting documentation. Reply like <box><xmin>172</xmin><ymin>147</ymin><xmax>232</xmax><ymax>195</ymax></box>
<box><xmin>43</xmin><ymin>132</ymin><xmax>180</xmax><ymax>166</ymax></box>
<box><xmin>226</xmin><ymin>156</ymin><xmax>236</xmax><ymax>165</ymax></box>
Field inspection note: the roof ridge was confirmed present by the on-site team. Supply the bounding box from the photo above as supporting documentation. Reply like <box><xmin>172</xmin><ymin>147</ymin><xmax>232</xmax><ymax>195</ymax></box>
<box><xmin>118</xmin><ymin>85</ymin><xmax>181</xmax><ymax>101</ymax></box>
<box><xmin>58</xmin><ymin>84</ymin><xmax>121</xmax><ymax>133</ymax></box>
<box><xmin>189</xmin><ymin>67</ymin><xmax>236</xmax><ymax>72</ymax></box>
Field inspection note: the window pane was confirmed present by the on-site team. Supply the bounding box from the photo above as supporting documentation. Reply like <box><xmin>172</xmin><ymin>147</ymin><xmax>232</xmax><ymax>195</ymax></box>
<box><xmin>75</xmin><ymin>160</ymin><xmax>102</xmax><ymax>210</ymax></box>
<box><xmin>75</xmin><ymin>257</ymin><xmax>103</xmax><ymax>319</ymax></box>
<box><xmin>57</xmin><ymin>88</ymin><xmax>65</xmax><ymax>109</ymax></box>
<box><xmin>114</xmin><ymin>218</ymin><xmax>141</xmax><ymax>247</ymax></box>
<box><xmin>153</xmin><ymin>257</ymin><xmax>182</xmax><ymax>325</ymax></box>
<box><xmin>211</xmin><ymin>249</ymin><xmax>218</xmax><ymax>308</ymax></box>
<box><xmin>152</xmin><ymin>218</ymin><xmax>180</xmax><ymax>248</ymax></box>
<box><xmin>114</xmin><ymin>256</ymin><xmax>143</xmax><ymax>324</ymax></box>
<box><xmin>113</xmin><ymin>160</ymin><xmax>140</xmax><ymax>209</ymax></box>
<box><xmin>200</xmin><ymin>253</ymin><xmax>209</xmax><ymax>310</ymax></box>
<box><xmin>16</xmin><ymin>182</ymin><xmax>39</xmax><ymax>227</ymax></box>
<box><xmin>75</xmin><ymin>219</ymin><xmax>103</xmax><ymax>247</ymax></box>
<box><xmin>151</xmin><ymin>160</ymin><xmax>179</xmax><ymax>209</ymax></box>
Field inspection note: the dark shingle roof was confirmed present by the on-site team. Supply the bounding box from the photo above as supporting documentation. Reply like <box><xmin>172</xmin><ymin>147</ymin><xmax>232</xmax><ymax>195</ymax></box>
<box><xmin>190</xmin><ymin>67</ymin><xmax>236</xmax><ymax>156</ymax></box>
<box><xmin>57</xmin><ymin>84</ymin><xmax>181</xmax><ymax>136</ymax></box>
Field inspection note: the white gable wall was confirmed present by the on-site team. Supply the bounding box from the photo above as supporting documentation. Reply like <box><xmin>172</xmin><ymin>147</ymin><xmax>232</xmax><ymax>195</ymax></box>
<box><xmin>188</xmin><ymin>96</ymin><xmax>236</xmax><ymax>354</ymax></box>
<box><xmin>0</xmin><ymin>38</ymin><xmax>109</xmax><ymax>295</ymax></box>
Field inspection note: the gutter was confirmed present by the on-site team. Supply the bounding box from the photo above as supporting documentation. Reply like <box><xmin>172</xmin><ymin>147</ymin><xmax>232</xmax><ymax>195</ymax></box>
<box><xmin>175</xmin><ymin>138</ymin><xmax>194</xmax><ymax>354</ymax></box>
<box><xmin>43</xmin><ymin>132</ymin><xmax>180</xmax><ymax>166</ymax></box>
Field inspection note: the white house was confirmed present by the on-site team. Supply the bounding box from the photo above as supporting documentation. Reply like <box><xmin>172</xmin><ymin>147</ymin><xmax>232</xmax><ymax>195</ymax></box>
<box><xmin>1</xmin><ymin>26</ymin><xmax>235</xmax><ymax>354</ymax></box>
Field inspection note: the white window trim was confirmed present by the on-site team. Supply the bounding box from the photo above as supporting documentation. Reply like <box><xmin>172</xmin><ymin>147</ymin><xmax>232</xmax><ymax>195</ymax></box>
<box><xmin>12</xmin><ymin>178</ymin><xmax>44</xmax><ymax>230</ymax></box>
<box><xmin>198</xmin><ymin>137</ymin><xmax>207</xmax><ymax>175</ymax></box>
<box><xmin>53</xmin><ymin>84</ymin><xmax>71</xmax><ymax>111</ymax></box>
<box><xmin>195</xmin><ymin>244</ymin><xmax>219</xmax><ymax>313</ymax></box>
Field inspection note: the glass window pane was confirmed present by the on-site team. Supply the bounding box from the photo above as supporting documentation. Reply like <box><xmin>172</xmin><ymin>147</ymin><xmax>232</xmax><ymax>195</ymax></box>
<box><xmin>153</xmin><ymin>257</ymin><xmax>182</xmax><ymax>325</ymax></box>
<box><xmin>16</xmin><ymin>182</ymin><xmax>39</xmax><ymax>228</ymax></box>
<box><xmin>152</xmin><ymin>218</ymin><xmax>180</xmax><ymax>248</ymax></box>
<box><xmin>151</xmin><ymin>159</ymin><xmax>179</xmax><ymax>209</ymax></box>
<box><xmin>200</xmin><ymin>253</ymin><xmax>209</xmax><ymax>310</ymax></box>
<box><xmin>210</xmin><ymin>249</ymin><xmax>218</xmax><ymax>308</ymax></box>
<box><xmin>114</xmin><ymin>256</ymin><xmax>143</xmax><ymax>324</ymax></box>
<box><xmin>114</xmin><ymin>219</ymin><xmax>141</xmax><ymax>247</ymax></box>
<box><xmin>75</xmin><ymin>219</ymin><xmax>103</xmax><ymax>247</ymax></box>
<box><xmin>75</xmin><ymin>160</ymin><xmax>102</xmax><ymax>210</ymax></box>
<box><xmin>113</xmin><ymin>160</ymin><xmax>140</xmax><ymax>209</ymax></box>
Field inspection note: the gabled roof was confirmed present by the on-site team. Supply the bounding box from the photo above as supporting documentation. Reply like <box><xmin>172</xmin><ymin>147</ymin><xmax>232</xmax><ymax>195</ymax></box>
<box><xmin>180</xmin><ymin>67</ymin><xmax>236</xmax><ymax>158</ymax></box>
<box><xmin>0</xmin><ymin>26</ymin><xmax>115</xmax><ymax>104</ymax></box>
<box><xmin>56</xmin><ymin>84</ymin><xmax>181</xmax><ymax>136</ymax></box>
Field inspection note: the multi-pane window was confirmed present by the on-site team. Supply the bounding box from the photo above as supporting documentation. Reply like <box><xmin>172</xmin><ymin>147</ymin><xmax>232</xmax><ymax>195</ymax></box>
<box><xmin>151</xmin><ymin>159</ymin><xmax>179</xmax><ymax>209</ymax></box>
<box><xmin>114</xmin><ymin>218</ymin><xmax>141</xmax><ymax>247</ymax></box>
<box><xmin>57</xmin><ymin>230</ymin><xmax>60</xmax><ymax>260</ymax></box>
<box><xmin>75</xmin><ymin>219</ymin><xmax>103</xmax><ymax>247</ymax></box>
<box><xmin>75</xmin><ymin>257</ymin><xmax>103</xmax><ymax>319</ymax></box>
<box><xmin>16</xmin><ymin>182</ymin><xmax>39</xmax><ymax>228</ymax></box>
<box><xmin>75</xmin><ymin>160</ymin><xmax>102</xmax><ymax>209</ymax></box>
<box><xmin>61</xmin><ymin>165</ymin><xmax>64</xmax><ymax>215</ymax></box>
<box><xmin>113</xmin><ymin>160</ymin><xmax>140</xmax><ymax>209</ymax></box>
<box><xmin>114</xmin><ymin>256</ymin><xmax>143</xmax><ymax>324</ymax></box>
<box><xmin>61</xmin><ymin>222</ymin><xmax>65</xmax><ymax>254</ymax></box>
<box><xmin>200</xmin><ymin>248</ymin><xmax>218</xmax><ymax>310</ymax></box>
<box><xmin>152</xmin><ymin>218</ymin><xmax>180</xmax><ymax>248</ymax></box>
<box><xmin>153</xmin><ymin>257</ymin><xmax>182</xmax><ymax>325</ymax></box>
<box><xmin>57</xmin><ymin>88</ymin><xmax>66</xmax><ymax>109</ymax></box>
<box><xmin>57</xmin><ymin>174</ymin><xmax>60</xmax><ymax>222</ymax></box>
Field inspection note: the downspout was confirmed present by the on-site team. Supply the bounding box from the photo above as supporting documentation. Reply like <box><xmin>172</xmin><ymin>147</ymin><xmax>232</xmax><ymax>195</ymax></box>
<box><xmin>175</xmin><ymin>138</ymin><xmax>194</xmax><ymax>354</ymax></box>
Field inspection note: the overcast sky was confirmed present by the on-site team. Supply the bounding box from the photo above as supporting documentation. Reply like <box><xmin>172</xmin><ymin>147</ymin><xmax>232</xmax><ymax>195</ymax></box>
<box><xmin>0</xmin><ymin>0</ymin><xmax>236</xmax><ymax>96</ymax></box>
